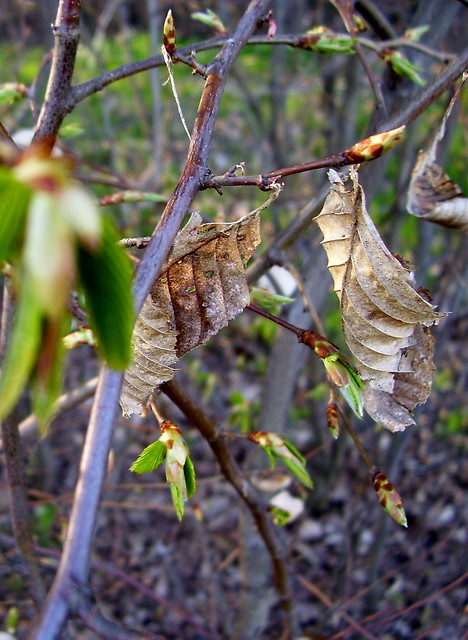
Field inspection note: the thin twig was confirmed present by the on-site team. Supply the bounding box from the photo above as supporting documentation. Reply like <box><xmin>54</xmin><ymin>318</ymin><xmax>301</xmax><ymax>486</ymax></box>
<box><xmin>161</xmin><ymin>45</ymin><xmax>192</xmax><ymax>140</ymax></box>
<box><xmin>161</xmin><ymin>378</ymin><xmax>294</xmax><ymax>639</ymax></box>
<box><xmin>67</xmin><ymin>33</ymin><xmax>455</xmax><ymax>111</ymax></box>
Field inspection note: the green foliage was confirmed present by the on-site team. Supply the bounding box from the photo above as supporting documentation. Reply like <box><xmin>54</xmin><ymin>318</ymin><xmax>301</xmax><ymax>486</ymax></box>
<box><xmin>77</xmin><ymin>216</ymin><xmax>134</xmax><ymax>370</ymax></box>
<box><xmin>0</xmin><ymin>168</ymin><xmax>31</xmax><ymax>263</ymax></box>
<box><xmin>0</xmin><ymin>275</ymin><xmax>42</xmax><ymax>420</ymax></box>
<box><xmin>130</xmin><ymin>423</ymin><xmax>197</xmax><ymax>520</ymax></box>
<box><xmin>129</xmin><ymin>440</ymin><xmax>167</xmax><ymax>473</ymax></box>
<box><xmin>0</xmin><ymin>82</ymin><xmax>25</xmax><ymax>105</ymax></box>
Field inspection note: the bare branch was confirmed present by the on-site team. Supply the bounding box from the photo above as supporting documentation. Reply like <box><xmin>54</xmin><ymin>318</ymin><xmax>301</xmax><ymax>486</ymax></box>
<box><xmin>33</xmin><ymin>0</ymin><xmax>82</xmax><ymax>150</ymax></box>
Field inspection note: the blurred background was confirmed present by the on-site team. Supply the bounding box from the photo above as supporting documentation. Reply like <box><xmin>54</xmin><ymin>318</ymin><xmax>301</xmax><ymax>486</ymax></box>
<box><xmin>0</xmin><ymin>1</ymin><xmax>467</xmax><ymax>639</ymax></box>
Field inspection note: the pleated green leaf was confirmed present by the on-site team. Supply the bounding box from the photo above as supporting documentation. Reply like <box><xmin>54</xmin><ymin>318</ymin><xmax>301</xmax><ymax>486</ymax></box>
<box><xmin>184</xmin><ymin>456</ymin><xmax>197</xmax><ymax>499</ymax></box>
<box><xmin>0</xmin><ymin>168</ymin><xmax>31</xmax><ymax>264</ymax></box>
<box><xmin>77</xmin><ymin>216</ymin><xmax>134</xmax><ymax>370</ymax></box>
<box><xmin>129</xmin><ymin>440</ymin><xmax>167</xmax><ymax>474</ymax></box>
<box><xmin>170</xmin><ymin>482</ymin><xmax>185</xmax><ymax>521</ymax></box>
<box><xmin>0</xmin><ymin>276</ymin><xmax>42</xmax><ymax>420</ymax></box>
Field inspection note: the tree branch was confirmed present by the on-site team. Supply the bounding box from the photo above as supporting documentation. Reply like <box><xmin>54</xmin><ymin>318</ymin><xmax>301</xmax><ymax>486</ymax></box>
<box><xmin>33</xmin><ymin>0</ymin><xmax>81</xmax><ymax>150</ymax></box>
<box><xmin>66</xmin><ymin>33</ymin><xmax>454</xmax><ymax>112</ymax></box>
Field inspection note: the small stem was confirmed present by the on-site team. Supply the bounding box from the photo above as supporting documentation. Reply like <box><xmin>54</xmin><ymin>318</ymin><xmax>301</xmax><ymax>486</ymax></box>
<box><xmin>161</xmin><ymin>378</ymin><xmax>294</xmax><ymax>639</ymax></box>
<box><xmin>339</xmin><ymin>407</ymin><xmax>374</xmax><ymax>470</ymax></box>
<box><xmin>246</xmin><ymin>303</ymin><xmax>302</xmax><ymax>336</ymax></box>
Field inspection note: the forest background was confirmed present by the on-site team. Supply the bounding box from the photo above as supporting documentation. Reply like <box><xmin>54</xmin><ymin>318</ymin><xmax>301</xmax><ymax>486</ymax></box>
<box><xmin>0</xmin><ymin>1</ymin><xmax>467</xmax><ymax>639</ymax></box>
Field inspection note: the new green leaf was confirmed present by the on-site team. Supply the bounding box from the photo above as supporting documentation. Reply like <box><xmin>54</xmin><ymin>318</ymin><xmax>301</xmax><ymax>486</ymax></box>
<box><xmin>129</xmin><ymin>440</ymin><xmax>166</xmax><ymax>474</ymax></box>
<box><xmin>77</xmin><ymin>216</ymin><xmax>134</xmax><ymax>370</ymax></box>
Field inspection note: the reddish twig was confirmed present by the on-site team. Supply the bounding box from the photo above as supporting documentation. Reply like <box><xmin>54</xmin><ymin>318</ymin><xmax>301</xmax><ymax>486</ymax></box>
<box><xmin>161</xmin><ymin>378</ymin><xmax>294</xmax><ymax>639</ymax></box>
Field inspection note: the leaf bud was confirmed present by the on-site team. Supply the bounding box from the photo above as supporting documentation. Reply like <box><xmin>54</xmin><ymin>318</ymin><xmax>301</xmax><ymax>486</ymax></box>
<box><xmin>344</xmin><ymin>126</ymin><xmax>406</xmax><ymax>163</ymax></box>
<box><xmin>372</xmin><ymin>466</ymin><xmax>407</xmax><ymax>527</ymax></box>
<box><xmin>163</xmin><ymin>10</ymin><xmax>176</xmax><ymax>55</ymax></box>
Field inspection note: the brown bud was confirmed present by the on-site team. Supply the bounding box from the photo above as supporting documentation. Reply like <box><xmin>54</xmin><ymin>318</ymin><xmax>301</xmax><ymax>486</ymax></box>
<box><xmin>372</xmin><ymin>467</ymin><xmax>407</xmax><ymax>527</ymax></box>
<box><xmin>163</xmin><ymin>10</ymin><xmax>176</xmax><ymax>55</ymax></box>
<box><xmin>344</xmin><ymin>126</ymin><xmax>405</xmax><ymax>163</ymax></box>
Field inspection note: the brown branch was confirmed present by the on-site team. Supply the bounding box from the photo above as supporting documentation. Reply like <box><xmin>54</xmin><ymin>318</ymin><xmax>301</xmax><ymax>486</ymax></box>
<box><xmin>32</xmin><ymin>0</ymin><xmax>82</xmax><ymax>151</ymax></box>
<box><xmin>161</xmin><ymin>378</ymin><xmax>293</xmax><ymax>639</ymax></box>
<box><xmin>66</xmin><ymin>33</ymin><xmax>454</xmax><ymax>112</ymax></box>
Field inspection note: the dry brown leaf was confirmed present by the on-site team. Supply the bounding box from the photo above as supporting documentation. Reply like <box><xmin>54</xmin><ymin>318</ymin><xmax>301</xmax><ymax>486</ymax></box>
<box><xmin>315</xmin><ymin>169</ymin><xmax>444</xmax><ymax>430</ymax></box>
<box><xmin>407</xmin><ymin>75</ymin><xmax>468</xmax><ymax>231</ymax></box>
<box><xmin>120</xmin><ymin>210</ymin><xmax>261</xmax><ymax>416</ymax></box>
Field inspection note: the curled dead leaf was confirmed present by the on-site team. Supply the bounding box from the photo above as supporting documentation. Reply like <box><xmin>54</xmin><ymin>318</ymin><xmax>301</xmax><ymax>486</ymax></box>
<box><xmin>315</xmin><ymin>170</ymin><xmax>444</xmax><ymax>430</ymax></box>
<box><xmin>407</xmin><ymin>76</ymin><xmax>468</xmax><ymax>231</ymax></box>
<box><xmin>120</xmin><ymin>211</ymin><xmax>261</xmax><ymax>416</ymax></box>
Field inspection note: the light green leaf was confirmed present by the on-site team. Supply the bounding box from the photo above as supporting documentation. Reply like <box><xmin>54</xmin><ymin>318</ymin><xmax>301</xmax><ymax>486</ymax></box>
<box><xmin>77</xmin><ymin>216</ymin><xmax>134</xmax><ymax>370</ymax></box>
<box><xmin>250</xmin><ymin>286</ymin><xmax>294</xmax><ymax>310</ymax></box>
<box><xmin>129</xmin><ymin>440</ymin><xmax>167</xmax><ymax>473</ymax></box>
<box><xmin>59</xmin><ymin>123</ymin><xmax>84</xmax><ymax>138</ymax></box>
<box><xmin>281</xmin><ymin>458</ymin><xmax>314</xmax><ymax>489</ymax></box>
<box><xmin>31</xmin><ymin>316</ymin><xmax>69</xmax><ymax>435</ymax></box>
<box><xmin>184</xmin><ymin>456</ymin><xmax>197</xmax><ymax>499</ymax></box>
<box><xmin>191</xmin><ymin>9</ymin><xmax>226</xmax><ymax>33</ymax></box>
<box><xmin>339</xmin><ymin>376</ymin><xmax>364</xmax><ymax>418</ymax></box>
<box><xmin>0</xmin><ymin>83</ymin><xmax>25</xmax><ymax>105</ymax></box>
<box><xmin>0</xmin><ymin>277</ymin><xmax>42</xmax><ymax>420</ymax></box>
<box><xmin>0</xmin><ymin>168</ymin><xmax>31</xmax><ymax>263</ymax></box>
<box><xmin>282</xmin><ymin>438</ymin><xmax>306</xmax><ymax>466</ymax></box>
<box><xmin>170</xmin><ymin>482</ymin><xmax>185</xmax><ymax>521</ymax></box>
<box><xmin>264</xmin><ymin>446</ymin><xmax>277</xmax><ymax>468</ymax></box>
<box><xmin>23</xmin><ymin>191</ymin><xmax>75</xmax><ymax>317</ymax></box>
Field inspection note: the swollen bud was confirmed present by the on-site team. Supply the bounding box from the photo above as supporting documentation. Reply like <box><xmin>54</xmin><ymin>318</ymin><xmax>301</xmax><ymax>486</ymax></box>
<box><xmin>344</xmin><ymin>126</ymin><xmax>406</xmax><ymax>163</ymax></box>
<box><xmin>163</xmin><ymin>10</ymin><xmax>176</xmax><ymax>55</ymax></box>
<box><xmin>326</xmin><ymin>401</ymin><xmax>340</xmax><ymax>439</ymax></box>
<box><xmin>372</xmin><ymin>466</ymin><xmax>407</xmax><ymax>527</ymax></box>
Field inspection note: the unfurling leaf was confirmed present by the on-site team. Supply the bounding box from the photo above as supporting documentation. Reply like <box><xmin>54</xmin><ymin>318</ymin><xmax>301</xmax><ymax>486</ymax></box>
<box><xmin>301</xmin><ymin>28</ymin><xmax>357</xmax><ymax>54</ymax></box>
<box><xmin>130</xmin><ymin>421</ymin><xmax>197</xmax><ymax>520</ymax></box>
<box><xmin>298</xmin><ymin>331</ymin><xmax>364</xmax><ymax>417</ymax></box>
<box><xmin>121</xmin><ymin>210</ymin><xmax>261</xmax><ymax>416</ymax></box>
<box><xmin>0</xmin><ymin>82</ymin><xmax>28</xmax><ymax>105</ymax></box>
<box><xmin>382</xmin><ymin>49</ymin><xmax>425</xmax><ymax>86</ymax></box>
<box><xmin>0</xmin><ymin>276</ymin><xmax>42</xmax><ymax>420</ymax></box>
<box><xmin>129</xmin><ymin>440</ymin><xmax>167</xmax><ymax>474</ymax></box>
<box><xmin>407</xmin><ymin>79</ymin><xmax>468</xmax><ymax>231</ymax></box>
<box><xmin>249</xmin><ymin>431</ymin><xmax>313</xmax><ymax>489</ymax></box>
<box><xmin>315</xmin><ymin>170</ymin><xmax>444</xmax><ymax>431</ymax></box>
<box><xmin>270</xmin><ymin>490</ymin><xmax>305</xmax><ymax>525</ymax></box>
<box><xmin>249</xmin><ymin>286</ymin><xmax>294</xmax><ymax>310</ymax></box>
<box><xmin>372</xmin><ymin>466</ymin><xmax>407</xmax><ymax>527</ymax></box>
<box><xmin>77</xmin><ymin>216</ymin><xmax>134</xmax><ymax>370</ymax></box>
<box><xmin>163</xmin><ymin>10</ymin><xmax>176</xmax><ymax>55</ymax></box>
<box><xmin>191</xmin><ymin>10</ymin><xmax>227</xmax><ymax>34</ymax></box>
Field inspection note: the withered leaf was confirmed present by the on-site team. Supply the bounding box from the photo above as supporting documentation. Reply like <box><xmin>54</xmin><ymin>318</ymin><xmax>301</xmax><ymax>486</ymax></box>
<box><xmin>315</xmin><ymin>169</ymin><xmax>444</xmax><ymax>431</ymax></box>
<box><xmin>407</xmin><ymin>77</ymin><xmax>468</xmax><ymax>231</ymax></box>
<box><xmin>120</xmin><ymin>211</ymin><xmax>261</xmax><ymax>416</ymax></box>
